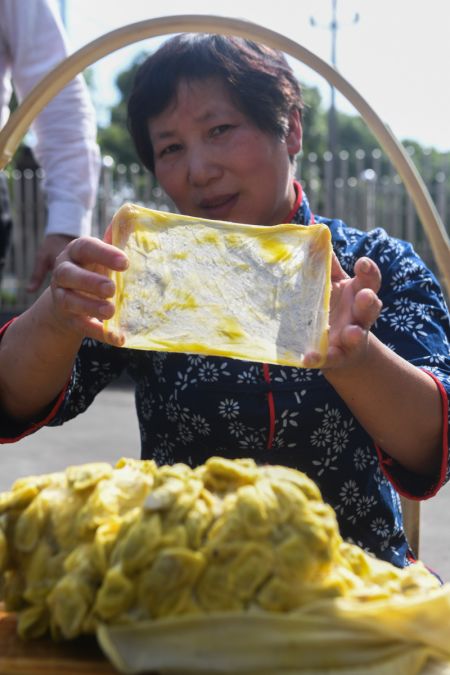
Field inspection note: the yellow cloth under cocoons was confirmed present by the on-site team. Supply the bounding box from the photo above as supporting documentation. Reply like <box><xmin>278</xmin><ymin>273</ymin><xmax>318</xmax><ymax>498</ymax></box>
<box><xmin>1</xmin><ymin>457</ymin><xmax>449</xmax><ymax>674</ymax></box>
<box><xmin>97</xmin><ymin>608</ymin><xmax>450</xmax><ymax>675</ymax></box>
<box><xmin>104</xmin><ymin>203</ymin><xmax>332</xmax><ymax>367</ymax></box>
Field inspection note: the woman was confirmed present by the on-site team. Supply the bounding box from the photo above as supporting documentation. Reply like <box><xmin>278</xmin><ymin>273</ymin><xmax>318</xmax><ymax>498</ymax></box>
<box><xmin>0</xmin><ymin>34</ymin><xmax>448</xmax><ymax>567</ymax></box>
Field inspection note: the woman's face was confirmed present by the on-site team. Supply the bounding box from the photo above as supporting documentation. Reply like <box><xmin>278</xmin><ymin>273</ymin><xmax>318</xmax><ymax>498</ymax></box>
<box><xmin>148</xmin><ymin>77</ymin><xmax>301</xmax><ymax>225</ymax></box>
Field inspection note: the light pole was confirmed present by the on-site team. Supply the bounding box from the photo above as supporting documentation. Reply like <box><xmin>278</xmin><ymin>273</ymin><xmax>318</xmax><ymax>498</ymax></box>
<box><xmin>310</xmin><ymin>1</ymin><xmax>359</xmax><ymax>213</ymax></box>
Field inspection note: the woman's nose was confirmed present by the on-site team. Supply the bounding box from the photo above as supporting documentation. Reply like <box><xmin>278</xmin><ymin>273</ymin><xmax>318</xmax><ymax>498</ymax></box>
<box><xmin>187</xmin><ymin>148</ymin><xmax>222</xmax><ymax>186</ymax></box>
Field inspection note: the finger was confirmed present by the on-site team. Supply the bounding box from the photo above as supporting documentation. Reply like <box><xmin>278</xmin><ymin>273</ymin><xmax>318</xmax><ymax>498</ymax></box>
<box><xmin>63</xmin><ymin>313</ymin><xmax>125</xmax><ymax>347</ymax></box>
<box><xmin>320</xmin><ymin>343</ymin><xmax>346</xmax><ymax>369</ymax></box>
<box><xmin>67</xmin><ymin>236</ymin><xmax>128</xmax><ymax>271</ymax></box>
<box><xmin>53</xmin><ymin>287</ymin><xmax>116</xmax><ymax>321</ymax></box>
<box><xmin>323</xmin><ymin>326</ymin><xmax>368</xmax><ymax>369</ymax></box>
<box><xmin>353</xmin><ymin>288</ymin><xmax>383</xmax><ymax>329</ymax></box>
<box><xmin>353</xmin><ymin>257</ymin><xmax>382</xmax><ymax>294</ymax></box>
<box><xmin>303</xmin><ymin>350</ymin><xmax>323</xmax><ymax>368</ymax></box>
<box><xmin>52</xmin><ymin>261</ymin><xmax>117</xmax><ymax>300</ymax></box>
<box><xmin>340</xmin><ymin>324</ymin><xmax>369</xmax><ymax>354</ymax></box>
<box><xmin>102</xmin><ymin>326</ymin><xmax>126</xmax><ymax>347</ymax></box>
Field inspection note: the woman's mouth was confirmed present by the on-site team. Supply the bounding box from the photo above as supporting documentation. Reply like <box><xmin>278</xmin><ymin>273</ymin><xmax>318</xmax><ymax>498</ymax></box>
<box><xmin>198</xmin><ymin>194</ymin><xmax>239</xmax><ymax>220</ymax></box>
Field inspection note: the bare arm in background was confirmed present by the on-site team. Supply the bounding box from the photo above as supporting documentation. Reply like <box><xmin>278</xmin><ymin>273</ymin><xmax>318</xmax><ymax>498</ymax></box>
<box><xmin>0</xmin><ymin>0</ymin><xmax>101</xmax><ymax>291</ymax></box>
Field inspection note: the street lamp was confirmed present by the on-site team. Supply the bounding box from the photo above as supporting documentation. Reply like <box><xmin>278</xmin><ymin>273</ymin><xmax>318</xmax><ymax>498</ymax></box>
<box><xmin>310</xmin><ymin>1</ymin><xmax>359</xmax><ymax>213</ymax></box>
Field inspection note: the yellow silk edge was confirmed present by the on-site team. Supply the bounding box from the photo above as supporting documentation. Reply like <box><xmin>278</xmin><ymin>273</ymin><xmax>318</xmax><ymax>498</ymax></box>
<box><xmin>103</xmin><ymin>204</ymin><xmax>332</xmax><ymax>368</ymax></box>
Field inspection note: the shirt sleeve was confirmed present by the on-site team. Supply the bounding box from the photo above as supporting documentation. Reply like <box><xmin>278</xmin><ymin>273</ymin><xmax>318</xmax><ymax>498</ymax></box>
<box><xmin>0</xmin><ymin>318</ymin><xmax>67</xmax><ymax>442</ymax></box>
<box><xmin>1</xmin><ymin>0</ymin><xmax>101</xmax><ymax>237</ymax></box>
<box><xmin>48</xmin><ymin>339</ymin><xmax>131</xmax><ymax>428</ymax></box>
<box><xmin>0</xmin><ymin>318</ymin><xmax>129</xmax><ymax>442</ymax></box>
<box><xmin>357</xmin><ymin>228</ymin><xmax>450</xmax><ymax>498</ymax></box>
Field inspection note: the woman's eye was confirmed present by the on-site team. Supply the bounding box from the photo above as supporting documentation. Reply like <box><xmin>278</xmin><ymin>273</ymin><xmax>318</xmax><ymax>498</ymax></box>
<box><xmin>210</xmin><ymin>124</ymin><xmax>233</xmax><ymax>137</ymax></box>
<box><xmin>159</xmin><ymin>143</ymin><xmax>182</xmax><ymax>158</ymax></box>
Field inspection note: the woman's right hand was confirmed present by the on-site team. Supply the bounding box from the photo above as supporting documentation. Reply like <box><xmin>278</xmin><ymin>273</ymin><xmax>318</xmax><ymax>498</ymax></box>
<box><xmin>49</xmin><ymin>236</ymin><xmax>128</xmax><ymax>345</ymax></box>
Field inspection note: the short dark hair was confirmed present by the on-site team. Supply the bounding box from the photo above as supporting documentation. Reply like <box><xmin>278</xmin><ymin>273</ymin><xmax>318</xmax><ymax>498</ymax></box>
<box><xmin>127</xmin><ymin>33</ymin><xmax>304</xmax><ymax>172</ymax></box>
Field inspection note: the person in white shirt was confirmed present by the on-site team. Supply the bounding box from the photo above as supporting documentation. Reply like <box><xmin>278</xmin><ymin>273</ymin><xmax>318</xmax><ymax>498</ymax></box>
<box><xmin>0</xmin><ymin>0</ymin><xmax>101</xmax><ymax>291</ymax></box>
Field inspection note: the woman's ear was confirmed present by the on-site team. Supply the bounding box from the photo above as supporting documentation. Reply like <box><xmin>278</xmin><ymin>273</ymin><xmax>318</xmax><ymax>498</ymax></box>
<box><xmin>286</xmin><ymin>108</ymin><xmax>302</xmax><ymax>156</ymax></box>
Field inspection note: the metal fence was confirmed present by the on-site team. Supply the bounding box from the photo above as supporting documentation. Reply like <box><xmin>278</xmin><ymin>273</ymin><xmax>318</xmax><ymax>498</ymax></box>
<box><xmin>2</xmin><ymin>146</ymin><xmax>449</xmax><ymax>313</ymax></box>
<box><xmin>299</xmin><ymin>148</ymin><xmax>449</xmax><ymax>271</ymax></box>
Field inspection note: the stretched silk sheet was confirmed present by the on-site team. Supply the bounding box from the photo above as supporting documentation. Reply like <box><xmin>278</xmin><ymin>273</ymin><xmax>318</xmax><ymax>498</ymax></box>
<box><xmin>104</xmin><ymin>204</ymin><xmax>332</xmax><ymax>367</ymax></box>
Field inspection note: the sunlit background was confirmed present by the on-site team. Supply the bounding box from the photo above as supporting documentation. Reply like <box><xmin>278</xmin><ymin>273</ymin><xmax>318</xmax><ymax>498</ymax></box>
<box><xmin>59</xmin><ymin>0</ymin><xmax>450</xmax><ymax>153</ymax></box>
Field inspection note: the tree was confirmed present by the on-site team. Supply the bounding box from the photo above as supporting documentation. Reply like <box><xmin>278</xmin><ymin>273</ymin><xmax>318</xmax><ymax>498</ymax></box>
<box><xmin>97</xmin><ymin>54</ymin><xmax>147</xmax><ymax>166</ymax></box>
<box><xmin>300</xmin><ymin>84</ymin><xmax>328</xmax><ymax>159</ymax></box>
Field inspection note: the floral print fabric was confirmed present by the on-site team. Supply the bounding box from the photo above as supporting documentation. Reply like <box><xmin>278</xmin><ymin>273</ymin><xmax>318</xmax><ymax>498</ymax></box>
<box><xmin>4</xmin><ymin>192</ymin><xmax>450</xmax><ymax>568</ymax></box>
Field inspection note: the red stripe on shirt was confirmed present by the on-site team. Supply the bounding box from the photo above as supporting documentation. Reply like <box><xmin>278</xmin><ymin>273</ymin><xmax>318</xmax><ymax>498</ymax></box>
<box><xmin>286</xmin><ymin>180</ymin><xmax>315</xmax><ymax>224</ymax></box>
<box><xmin>0</xmin><ymin>317</ymin><xmax>15</xmax><ymax>336</ymax></box>
<box><xmin>262</xmin><ymin>363</ymin><xmax>275</xmax><ymax>450</ymax></box>
<box><xmin>0</xmin><ymin>385</ymin><xmax>69</xmax><ymax>444</ymax></box>
<box><xmin>0</xmin><ymin>317</ymin><xmax>69</xmax><ymax>444</ymax></box>
<box><xmin>285</xmin><ymin>181</ymin><xmax>303</xmax><ymax>222</ymax></box>
<box><xmin>375</xmin><ymin>368</ymin><xmax>449</xmax><ymax>500</ymax></box>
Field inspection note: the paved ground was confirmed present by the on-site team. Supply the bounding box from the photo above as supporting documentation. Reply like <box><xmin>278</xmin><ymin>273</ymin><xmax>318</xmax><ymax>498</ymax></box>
<box><xmin>1</xmin><ymin>383</ymin><xmax>449</xmax><ymax>581</ymax></box>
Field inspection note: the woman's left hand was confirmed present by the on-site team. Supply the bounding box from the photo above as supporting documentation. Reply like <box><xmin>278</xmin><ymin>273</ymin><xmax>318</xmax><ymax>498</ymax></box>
<box><xmin>305</xmin><ymin>254</ymin><xmax>383</xmax><ymax>370</ymax></box>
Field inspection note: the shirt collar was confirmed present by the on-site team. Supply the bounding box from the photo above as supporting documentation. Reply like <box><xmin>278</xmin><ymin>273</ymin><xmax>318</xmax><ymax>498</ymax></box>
<box><xmin>285</xmin><ymin>180</ymin><xmax>315</xmax><ymax>225</ymax></box>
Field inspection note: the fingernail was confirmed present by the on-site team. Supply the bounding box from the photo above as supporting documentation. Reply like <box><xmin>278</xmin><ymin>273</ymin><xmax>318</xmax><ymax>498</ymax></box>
<box><xmin>99</xmin><ymin>302</ymin><xmax>113</xmax><ymax>318</ymax></box>
<box><xmin>100</xmin><ymin>280</ymin><xmax>115</xmax><ymax>297</ymax></box>
<box><xmin>104</xmin><ymin>329</ymin><xmax>125</xmax><ymax>347</ymax></box>
<box><xmin>360</xmin><ymin>259</ymin><xmax>370</xmax><ymax>273</ymax></box>
<box><xmin>305</xmin><ymin>351</ymin><xmax>321</xmax><ymax>366</ymax></box>
<box><xmin>115</xmin><ymin>255</ymin><xmax>128</xmax><ymax>270</ymax></box>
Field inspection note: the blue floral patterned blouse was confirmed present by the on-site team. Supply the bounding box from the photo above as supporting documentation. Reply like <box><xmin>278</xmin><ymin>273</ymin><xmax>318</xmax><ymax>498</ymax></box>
<box><xmin>2</xmin><ymin>185</ymin><xmax>450</xmax><ymax>568</ymax></box>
